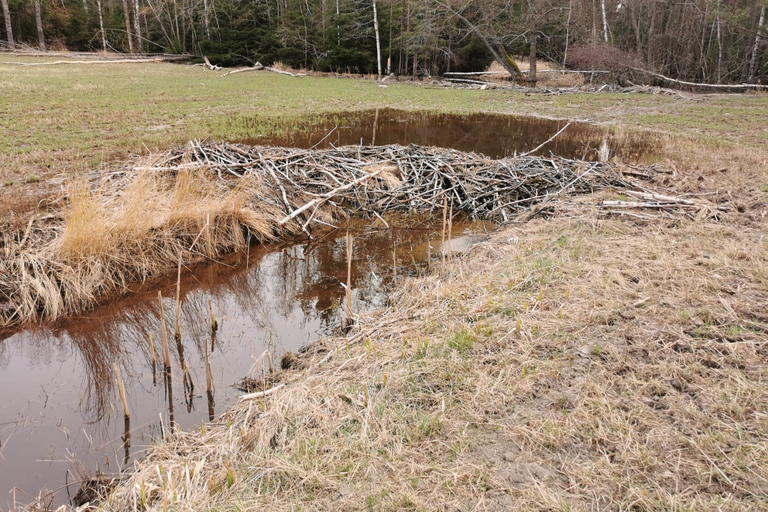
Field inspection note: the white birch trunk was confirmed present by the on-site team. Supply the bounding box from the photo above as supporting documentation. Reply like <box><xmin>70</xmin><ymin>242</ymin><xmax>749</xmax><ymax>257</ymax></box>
<box><xmin>372</xmin><ymin>0</ymin><xmax>382</xmax><ymax>77</ymax></box>
<box><xmin>600</xmin><ymin>0</ymin><xmax>608</xmax><ymax>42</ymax></box>
<box><xmin>134</xmin><ymin>0</ymin><xmax>143</xmax><ymax>51</ymax></box>
<box><xmin>202</xmin><ymin>0</ymin><xmax>210</xmax><ymax>39</ymax></box>
<box><xmin>716</xmin><ymin>14</ymin><xmax>722</xmax><ymax>83</ymax></box>
<box><xmin>97</xmin><ymin>0</ymin><xmax>107</xmax><ymax>51</ymax></box>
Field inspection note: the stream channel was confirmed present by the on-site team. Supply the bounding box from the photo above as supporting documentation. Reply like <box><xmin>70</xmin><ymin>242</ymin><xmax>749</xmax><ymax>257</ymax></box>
<box><xmin>0</xmin><ymin>110</ymin><xmax>654</xmax><ymax>509</ymax></box>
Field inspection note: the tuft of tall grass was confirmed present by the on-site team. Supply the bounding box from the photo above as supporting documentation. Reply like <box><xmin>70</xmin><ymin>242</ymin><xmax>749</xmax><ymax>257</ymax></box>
<box><xmin>2</xmin><ymin>166</ymin><xmax>282</xmax><ymax>327</ymax></box>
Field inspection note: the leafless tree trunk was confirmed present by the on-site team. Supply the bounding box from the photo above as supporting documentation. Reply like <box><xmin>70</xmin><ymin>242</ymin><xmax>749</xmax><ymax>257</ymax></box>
<box><xmin>134</xmin><ymin>0</ymin><xmax>143</xmax><ymax>51</ymax></box>
<box><xmin>435</xmin><ymin>0</ymin><xmax>520</xmax><ymax>78</ymax></box>
<box><xmin>716</xmin><ymin>11</ymin><xmax>722</xmax><ymax>83</ymax></box>
<box><xmin>1</xmin><ymin>0</ymin><xmax>13</xmax><ymax>49</ymax></box>
<box><xmin>600</xmin><ymin>0</ymin><xmax>608</xmax><ymax>42</ymax></box>
<box><xmin>372</xmin><ymin>0</ymin><xmax>382</xmax><ymax>76</ymax></box>
<box><xmin>528</xmin><ymin>19</ymin><xmax>537</xmax><ymax>83</ymax></box>
<box><xmin>647</xmin><ymin>0</ymin><xmax>656</xmax><ymax>65</ymax></box>
<box><xmin>33</xmin><ymin>0</ymin><xmax>45</xmax><ymax>51</ymax></box>
<box><xmin>97</xmin><ymin>0</ymin><xmax>107</xmax><ymax>51</ymax></box>
<box><xmin>527</xmin><ymin>0</ymin><xmax>537</xmax><ymax>84</ymax></box>
<box><xmin>202</xmin><ymin>0</ymin><xmax>210</xmax><ymax>39</ymax></box>
<box><xmin>748</xmin><ymin>5</ymin><xmax>765</xmax><ymax>83</ymax></box>
<box><xmin>563</xmin><ymin>0</ymin><xmax>572</xmax><ymax>67</ymax></box>
<box><xmin>122</xmin><ymin>0</ymin><xmax>135</xmax><ymax>52</ymax></box>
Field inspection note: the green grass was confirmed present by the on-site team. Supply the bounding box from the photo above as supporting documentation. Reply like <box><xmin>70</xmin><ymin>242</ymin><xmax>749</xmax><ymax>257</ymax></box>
<box><xmin>1</xmin><ymin>55</ymin><xmax>767</xmax><ymax>184</ymax></box>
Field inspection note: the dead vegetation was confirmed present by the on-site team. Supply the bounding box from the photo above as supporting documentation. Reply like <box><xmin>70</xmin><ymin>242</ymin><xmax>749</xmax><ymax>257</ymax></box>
<box><xmin>0</xmin><ymin>142</ymin><xmax>699</xmax><ymax>329</ymax></box>
<box><xmin>82</xmin><ymin>213</ymin><xmax>768</xmax><ymax>511</ymax></box>
<box><xmin>7</xmin><ymin>139</ymin><xmax>764</xmax><ymax>512</ymax></box>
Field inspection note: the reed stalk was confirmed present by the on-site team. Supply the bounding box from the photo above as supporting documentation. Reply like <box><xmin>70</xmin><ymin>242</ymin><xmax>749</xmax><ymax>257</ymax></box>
<box><xmin>113</xmin><ymin>363</ymin><xmax>130</xmax><ymax>418</ymax></box>
<box><xmin>174</xmin><ymin>251</ymin><xmax>182</xmax><ymax>342</ymax></box>
<box><xmin>158</xmin><ymin>291</ymin><xmax>171</xmax><ymax>369</ymax></box>
<box><xmin>345</xmin><ymin>232</ymin><xmax>353</xmax><ymax>320</ymax></box>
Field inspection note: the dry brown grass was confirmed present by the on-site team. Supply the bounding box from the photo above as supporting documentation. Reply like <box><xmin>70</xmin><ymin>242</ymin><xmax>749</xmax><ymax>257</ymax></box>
<box><xmin>0</xmin><ymin>163</ymin><xmax>282</xmax><ymax>327</ymax></box>
<box><xmin>486</xmin><ymin>61</ymin><xmax>586</xmax><ymax>88</ymax></box>
<box><xmin>90</xmin><ymin>207</ymin><xmax>768</xmax><ymax>511</ymax></box>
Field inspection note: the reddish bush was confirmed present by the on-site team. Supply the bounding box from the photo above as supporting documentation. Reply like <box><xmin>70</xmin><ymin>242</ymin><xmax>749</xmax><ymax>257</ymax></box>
<box><xmin>568</xmin><ymin>43</ymin><xmax>644</xmax><ymax>72</ymax></box>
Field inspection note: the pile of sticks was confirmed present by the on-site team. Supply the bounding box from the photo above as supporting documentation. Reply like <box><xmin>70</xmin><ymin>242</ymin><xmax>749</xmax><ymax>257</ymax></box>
<box><xmin>133</xmin><ymin>142</ymin><xmax>633</xmax><ymax>230</ymax></box>
<box><xmin>1</xmin><ymin>142</ymin><xmax>717</xmax><ymax>328</ymax></box>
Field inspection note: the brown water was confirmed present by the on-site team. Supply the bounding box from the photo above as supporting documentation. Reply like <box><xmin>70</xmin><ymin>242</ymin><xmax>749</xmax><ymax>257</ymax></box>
<box><xmin>236</xmin><ymin>109</ymin><xmax>655</xmax><ymax>162</ymax></box>
<box><xmin>0</xmin><ymin>219</ymin><xmax>491</xmax><ymax>509</ymax></box>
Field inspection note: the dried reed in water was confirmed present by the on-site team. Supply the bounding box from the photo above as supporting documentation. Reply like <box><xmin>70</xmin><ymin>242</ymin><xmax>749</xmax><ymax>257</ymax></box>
<box><xmin>158</xmin><ymin>292</ymin><xmax>171</xmax><ymax>370</ymax></box>
<box><xmin>113</xmin><ymin>363</ymin><xmax>130</xmax><ymax>418</ymax></box>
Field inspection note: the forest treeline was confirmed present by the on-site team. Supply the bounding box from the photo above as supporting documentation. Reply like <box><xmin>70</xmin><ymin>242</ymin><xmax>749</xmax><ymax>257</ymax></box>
<box><xmin>1</xmin><ymin>0</ymin><xmax>766</xmax><ymax>84</ymax></box>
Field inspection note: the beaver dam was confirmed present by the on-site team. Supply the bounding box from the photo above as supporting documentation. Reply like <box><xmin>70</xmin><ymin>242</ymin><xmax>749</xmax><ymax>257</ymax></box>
<box><xmin>0</xmin><ymin>142</ymin><xmax>701</xmax><ymax>330</ymax></box>
<box><xmin>0</xmin><ymin>140</ymin><xmax>721</xmax><ymax>508</ymax></box>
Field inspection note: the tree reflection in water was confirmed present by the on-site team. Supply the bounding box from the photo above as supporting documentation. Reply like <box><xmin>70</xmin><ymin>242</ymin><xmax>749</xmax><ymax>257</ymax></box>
<box><xmin>0</xmin><ymin>217</ymin><xmax>490</xmax><ymax>508</ymax></box>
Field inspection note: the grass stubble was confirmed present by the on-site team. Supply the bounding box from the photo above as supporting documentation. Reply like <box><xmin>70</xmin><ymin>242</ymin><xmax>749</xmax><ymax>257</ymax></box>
<box><xmin>2</xmin><ymin>58</ymin><xmax>767</xmax><ymax>511</ymax></box>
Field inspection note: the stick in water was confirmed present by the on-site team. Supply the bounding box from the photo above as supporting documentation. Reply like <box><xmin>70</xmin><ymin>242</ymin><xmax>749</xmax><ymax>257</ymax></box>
<box><xmin>113</xmin><ymin>363</ymin><xmax>130</xmax><ymax>418</ymax></box>
<box><xmin>174</xmin><ymin>251</ymin><xmax>182</xmax><ymax>342</ymax></box>
<box><xmin>158</xmin><ymin>291</ymin><xmax>172</xmax><ymax>369</ymax></box>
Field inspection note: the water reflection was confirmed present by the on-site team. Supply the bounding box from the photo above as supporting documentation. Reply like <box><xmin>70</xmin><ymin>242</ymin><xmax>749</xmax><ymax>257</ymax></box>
<box><xmin>0</xmin><ymin>218</ymin><xmax>490</xmax><ymax>509</ymax></box>
<box><xmin>235</xmin><ymin>109</ymin><xmax>656</xmax><ymax>162</ymax></box>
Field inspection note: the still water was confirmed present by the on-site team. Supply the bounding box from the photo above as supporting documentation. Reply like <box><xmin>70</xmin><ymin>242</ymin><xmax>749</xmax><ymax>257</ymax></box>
<box><xmin>0</xmin><ymin>219</ymin><xmax>490</xmax><ymax>509</ymax></box>
<box><xmin>235</xmin><ymin>109</ymin><xmax>654</xmax><ymax>162</ymax></box>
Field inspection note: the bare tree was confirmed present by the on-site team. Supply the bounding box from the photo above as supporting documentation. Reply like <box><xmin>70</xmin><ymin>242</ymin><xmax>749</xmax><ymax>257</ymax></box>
<box><xmin>434</xmin><ymin>0</ymin><xmax>521</xmax><ymax>77</ymax></box>
<box><xmin>33</xmin><ymin>0</ymin><xmax>45</xmax><ymax>51</ymax></box>
<box><xmin>123</xmin><ymin>0</ymin><xmax>135</xmax><ymax>52</ymax></box>
<box><xmin>749</xmin><ymin>4</ymin><xmax>766</xmax><ymax>82</ymax></box>
<box><xmin>1</xmin><ymin>0</ymin><xmax>12</xmax><ymax>49</ymax></box>
<box><xmin>373</xmin><ymin>0</ymin><xmax>382</xmax><ymax>76</ymax></box>
<box><xmin>135</xmin><ymin>0</ymin><xmax>144</xmax><ymax>52</ymax></box>
<box><xmin>98</xmin><ymin>0</ymin><xmax>107</xmax><ymax>51</ymax></box>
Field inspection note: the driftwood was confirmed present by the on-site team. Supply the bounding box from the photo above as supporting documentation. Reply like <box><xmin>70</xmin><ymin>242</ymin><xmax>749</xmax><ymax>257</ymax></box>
<box><xmin>221</xmin><ymin>62</ymin><xmax>306</xmax><ymax>77</ymax></box>
<box><xmin>631</xmin><ymin>67</ymin><xmax>767</xmax><ymax>91</ymax></box>
<box><xmin>202</xmin><ymin>56</ymin><xmax>221</xmax><ymax>71</ymax></box>
<box><xmin>4</xmin><ymin>57</ymin><xmax>169</xmax><ymax>66</ymax></box>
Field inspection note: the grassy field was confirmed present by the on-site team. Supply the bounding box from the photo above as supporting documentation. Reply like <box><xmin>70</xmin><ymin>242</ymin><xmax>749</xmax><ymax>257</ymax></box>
<box><xmin>1</xmin><ymin>55</ymin><xmax>767</xmax><ymax>185</ymax></box>
<box><xmin>2</xmin><ymin>55</ymin><xmax>768</xmax><ymax>511</ymax></box>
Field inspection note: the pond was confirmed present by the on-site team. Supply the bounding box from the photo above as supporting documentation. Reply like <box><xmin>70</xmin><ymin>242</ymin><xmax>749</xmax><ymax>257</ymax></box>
<box><xmin>234</xmin><ymin>109</ymin><xmax>655</xmax><ymax>162</ymax></box>
<box><xmin>0</xmin><ymin>218</ymin><xmax>491</xmax><ymax>509</ymax></box>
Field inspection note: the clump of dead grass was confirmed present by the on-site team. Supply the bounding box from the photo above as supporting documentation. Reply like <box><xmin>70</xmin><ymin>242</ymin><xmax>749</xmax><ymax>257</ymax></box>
<box><xmin>0</xmin><ymin>163</ymin><xmax>282</xmax><ymax>327</ymax></box>
<box><xmin>91</xmin><ymin>214</ymin><xmax>768</xmax><ymax>511</ymax></box>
